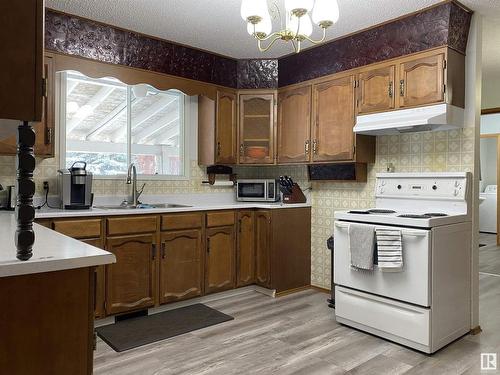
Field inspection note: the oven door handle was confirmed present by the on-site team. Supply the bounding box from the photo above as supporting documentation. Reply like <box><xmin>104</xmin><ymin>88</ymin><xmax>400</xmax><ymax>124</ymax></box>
<box><xmin>334</xmin><ymin>222</ymin><xmax>427</xmax><ymax>237</ymax></box>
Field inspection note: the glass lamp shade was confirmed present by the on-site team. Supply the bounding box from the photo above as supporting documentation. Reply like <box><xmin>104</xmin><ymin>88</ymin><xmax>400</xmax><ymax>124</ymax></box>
<box><xmin>288</xmin><ymin>13</ymin><xmax>313</xmax><ymax>37</ymax></box>
<box><xmin>241</xmin><ymin>0</ymin><xmax>269</xmax><ymax>22</ymax></box>
<box><xmin>247</xmin><ymin>16</ymin><xmax>273</xmax><ymax>37</ymax></box>
<box><xmin>312</xmin><ymin>0</ymin><xmax>339</xmax><ymax>26</ymax></box>
<box><xmin>285</xmin><ymin>0</ymin><xmax>314</xmax><ymax>13</ymax></box>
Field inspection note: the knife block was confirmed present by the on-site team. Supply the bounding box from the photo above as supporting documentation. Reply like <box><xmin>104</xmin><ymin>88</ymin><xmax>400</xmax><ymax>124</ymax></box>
<box><xmin>282</xmin><ymin>184</ymin><xmax>307</xmax><ymax>204</ymax></box>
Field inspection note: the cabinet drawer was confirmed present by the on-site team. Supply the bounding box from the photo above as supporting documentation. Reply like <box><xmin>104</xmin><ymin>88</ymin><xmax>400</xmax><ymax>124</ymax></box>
<box><xmin>206</xmin><ymin>211</ymin><xmax>235</xmax><ymax>227</ymax></box>
<box><xmin>53</xmin><ymin>219</ymin><xmax>102</xmax><ymax>239</ymax></box>
<box><xmin>161</xmin><ymin>213</ymin><xmax>203</xmax><ymax>231</ymax></box>
<box><xmin>107</xmin><ymin>216</ymin><xmax>157</xmax><ymax>236</ymax></box>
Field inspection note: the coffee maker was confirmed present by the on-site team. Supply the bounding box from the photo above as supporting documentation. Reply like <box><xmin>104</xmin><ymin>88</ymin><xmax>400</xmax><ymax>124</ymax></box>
<box><xmin>58</xmin><ymin>162</ymin><xmax>93</xmax><ymax>209</ymax></box>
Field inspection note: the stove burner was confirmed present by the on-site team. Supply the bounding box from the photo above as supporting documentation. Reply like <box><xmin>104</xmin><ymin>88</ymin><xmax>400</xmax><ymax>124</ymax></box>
<box><xmin>348</xmin><ymin>210</ymin><xmax>371</xmax><ymax>214</ymax></box>
<box><xmin>398</xmin><ymin>214</ymin><xmax>431</xmax><ymax>219</ymax></box>
<box><xmin>424</xmin><ymin>213</ymin><xmax>448</xmax><ymax>217</ymax></box>
<box><xmin>368</xmin><ymin>209</ymin><xmax>396</xmax><ymax>214</ymax></box>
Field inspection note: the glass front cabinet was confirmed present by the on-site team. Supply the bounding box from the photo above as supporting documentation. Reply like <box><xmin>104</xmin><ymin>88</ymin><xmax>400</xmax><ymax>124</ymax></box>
<box><xmin>238</xmin><ymin>93</ymin><xmax>276</xmax><ymax>164</ymax></box>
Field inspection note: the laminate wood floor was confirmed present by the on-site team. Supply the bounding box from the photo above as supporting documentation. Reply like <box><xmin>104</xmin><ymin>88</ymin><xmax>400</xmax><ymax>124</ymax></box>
<box><xmin>94</xmin><ymin>275</ymin><xmax>500</xmax><ymax>375</ymax></box>
<box><xmin>480</xmin><ymin>233</ymin><xmax>500</xmax><ymax>275</ymax></box>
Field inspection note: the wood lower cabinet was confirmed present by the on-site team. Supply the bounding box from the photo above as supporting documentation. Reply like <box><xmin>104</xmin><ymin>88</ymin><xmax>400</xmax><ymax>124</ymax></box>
<box><xmin>357</xmin><ymin>65</ymin><xmax>396</xmax><ymax>115</ymax></box>
<box><xmin>82</xmin><ymin>238</ymin><xmax>106</xmax><ymax>319</ymax></box>
<box><xmin>399</xmin><ymin>52</ymin><xmax>445</xmax><ymax>108</ymax></box>
<box><xmin>237</xmin><ymin>210</ymin><xmax>255</xmax><ymax>287</ymax></box>
<box><xmin>255</xmin><ymin>208</ymin><xmax>311</xmax><ymax>293</ymax></box>
<box><xmin>277</xmin><ymin>86</ymin><xmax>312</xmax><ymax>164</ymax></box>
<box><xmin>105</xmin><ymin>234</ymin><xmax>156</xmax><ymax>315</ymax></box>
<box><xmin>205</xmin><ymin>226</ymin><xmax>236</xmax><ymax>294</ymax></box>
<box><xmin>159</xmin><ymin>229</ymin><xmax>203</xmax><ymax>303</ymax></box>
<box><xmin>255</xmin><ymin>211</ymin><xmax>272</xmax><ymax>288</ymax></box>
<box><xmin>312</xmin><ymin>75</ymin><xmax>356</xmax><ymax>162</ymax></box>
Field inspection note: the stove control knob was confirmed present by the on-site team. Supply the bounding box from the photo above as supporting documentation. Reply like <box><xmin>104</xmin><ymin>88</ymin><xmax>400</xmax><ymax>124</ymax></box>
<box><xmin>455</xmin><ymin>181</ymin><xmax>460</xmax><ymax>187</ymax></box>
<box><xmin>432</xmin><ymin>185</ymin><xmax>437</xmax><ymax>190</ymax></box>
<box><xmin>454</xmin><ymin>189</ymin><xmax>459</xmax><ymax>196</ymax></box>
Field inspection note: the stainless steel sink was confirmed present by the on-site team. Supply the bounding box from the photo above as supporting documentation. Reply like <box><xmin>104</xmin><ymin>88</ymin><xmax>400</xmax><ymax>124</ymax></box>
<box><xmin>94</xmin><ymin>203</ymin><xmax>191</xmax><ymax>210</ymax></box>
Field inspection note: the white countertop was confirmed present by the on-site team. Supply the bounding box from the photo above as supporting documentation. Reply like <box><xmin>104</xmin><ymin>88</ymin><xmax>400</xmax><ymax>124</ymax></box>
<box><xmin>35</xmin><ymin>193</ymin><xmax>312</xmax><ymax>219</ymax></box>
<box><xmin>0</xmin><ymin>215</ymin><xmax>115</xmax><ymax>278</ymax></box>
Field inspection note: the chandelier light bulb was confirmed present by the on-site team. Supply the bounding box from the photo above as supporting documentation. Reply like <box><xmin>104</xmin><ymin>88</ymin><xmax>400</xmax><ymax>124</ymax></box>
<box><xmin>312</xmin><ymin>0</ymin><xmax>339</xmax><ymax>27</ymax></box>
<box><xmin>247</xmin><ymin>15</ymin><xmax>273</xmax><ymax>37</ymax></box>
<box><xmin>285</xmin><ymin>0</ymin><xmax>314</xmax><ymax>14</ymax></box>
<box><xmin>241</xmin><ymin>0</ymin><xmax>268</xmax><ymax>23</ymax></box>
<box><xmin>288</xmin><ymin>13</ymin><xmax>313</xmax><ymax>37</ymax></box>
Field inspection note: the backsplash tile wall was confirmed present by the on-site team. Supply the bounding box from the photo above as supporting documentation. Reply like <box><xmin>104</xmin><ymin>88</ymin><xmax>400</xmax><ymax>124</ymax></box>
<box><xmin>0</xmin><ymin>128</ymin><xmax>474</xmax><ymax>289</ymax></box>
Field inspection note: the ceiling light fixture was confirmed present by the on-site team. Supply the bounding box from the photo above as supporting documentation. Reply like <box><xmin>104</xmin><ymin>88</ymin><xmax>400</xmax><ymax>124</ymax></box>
<box><xmin>241</xmin><ymin>0</ymin><xmax>339</xmax><ymax>54</ymax></box>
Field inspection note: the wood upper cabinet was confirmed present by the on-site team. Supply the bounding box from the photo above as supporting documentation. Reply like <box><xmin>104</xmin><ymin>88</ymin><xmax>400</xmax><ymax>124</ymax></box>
<box><xmin>105</xmin><ymin>234</ymin><xmax>156</xmax><ymax>315</ymax></box>
<box><xmin>0</xmin><ymin>54</ymin><xmax>55</xmax><ymax>156</ymax></box>
<box><xmin>0</xmin><ymin>0</ymin><xmax>44</xmax><ymax>122</ymax></box>
<box><xmin>205</xmin><ymin>226</ymin><xmax>235</xmax><ymax>294</ymax></box>
<box><xmin>239</xmin><ymin>93</ymin><xmax>276</xmax><ymax>164</ymax></box>
<box><xmin>255</xmin><ymin>210</ymin><xmax>272</xmax><ymax>288</ymax></box>
<box><xmin>357</xmin><ymin>65</ymin><xmax>396</xmax><ymax>115</ymax></box>
<box><xmin>237</xmin><ymin>210</ymin><xmax>255</xmax><ymax>287</ymax></box>
<box><xmin>277</xmin><ymin>86</ymin><xmax>312</xmax><ymax>164</ymax></box>
<box><xmin>198</xmin><ymin>90</ymin><xmax>237</xmax><ymax>166</ymax></box>
<box><xmin>311</xmin><ymin>75</ymin><xmax>356</xmax><ymax>162</ymax></box>
<box><xmin>399</xmin><ymin>52</ymin><xmax>445</xmax><ymax>108</ymax></box>
<box><xmin>159</xmin><ymin>229</ymin><xmax>203</xmax><ymax>303</ymax></box>
<box><xmin>216</xmin><ymin>91</ymin><xmax>237</xmax><ymax>164</ymax></box>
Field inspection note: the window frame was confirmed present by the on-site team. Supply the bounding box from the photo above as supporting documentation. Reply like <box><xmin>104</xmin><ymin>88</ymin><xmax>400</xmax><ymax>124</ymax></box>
<box><xmin>58</xmin><ymin>71</ymin><xmax>190</xmax><ymax>181</ymax></box>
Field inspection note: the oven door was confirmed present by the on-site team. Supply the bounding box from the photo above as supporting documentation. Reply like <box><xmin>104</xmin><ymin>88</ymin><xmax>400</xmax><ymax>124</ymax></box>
<box><xmin>236</xmin><ymin>181</ymin><xmax>267</xmax><ymax>201</ymax></box>
<box><xmin>333</xmin><ymin>221</ymin><xmax>431</xmax><ymax>307</ymax></box>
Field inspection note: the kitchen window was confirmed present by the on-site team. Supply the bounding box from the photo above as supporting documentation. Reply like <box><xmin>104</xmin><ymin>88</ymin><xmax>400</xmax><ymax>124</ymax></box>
<box><xmin>59</xmin><ymin>71</ymin><xmax>189</xmax><ymax>179</ymax></box>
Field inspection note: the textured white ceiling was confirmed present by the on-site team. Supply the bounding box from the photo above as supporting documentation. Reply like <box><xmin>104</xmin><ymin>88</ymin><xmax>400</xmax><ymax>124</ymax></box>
<box><xmin>46</xmin><ymin>0</ymin><xmax>500</xmax><ymax>76</ymax></box>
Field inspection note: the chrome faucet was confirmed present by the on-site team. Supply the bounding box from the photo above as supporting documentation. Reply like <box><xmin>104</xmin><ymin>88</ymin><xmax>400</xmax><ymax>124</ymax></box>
<box><xmin>126</xmin><ymin>163</ymin><xmax>145</xmax><ymax>206</ymax></box>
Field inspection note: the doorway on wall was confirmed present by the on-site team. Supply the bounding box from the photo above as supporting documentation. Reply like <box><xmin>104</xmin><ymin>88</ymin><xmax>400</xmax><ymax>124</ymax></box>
<box><xmin>479</xmin><ymin>109</ymin><xmax>500</xmax><ymax>275</ymax></box>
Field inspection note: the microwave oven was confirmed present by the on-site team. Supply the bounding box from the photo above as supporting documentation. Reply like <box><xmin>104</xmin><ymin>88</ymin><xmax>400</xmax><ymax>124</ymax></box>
<box><xmin>236</xmin><ymin>179</ymin><xmax>279</xmax><ymax>202</ymax></box>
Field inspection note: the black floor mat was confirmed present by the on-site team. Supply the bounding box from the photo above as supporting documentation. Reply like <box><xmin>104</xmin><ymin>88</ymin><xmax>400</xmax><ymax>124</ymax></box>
<box><xmin>96</xmin><ymin>303</ymin><xmax>234</xmax><ymax>352</ymax></box>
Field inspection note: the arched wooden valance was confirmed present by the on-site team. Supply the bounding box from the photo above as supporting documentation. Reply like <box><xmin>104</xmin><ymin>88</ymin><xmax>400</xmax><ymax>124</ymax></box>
<box><xmin>50</xmin><ymin>51</ymin><xmax>219</xmax><ymax>100</ymax></box>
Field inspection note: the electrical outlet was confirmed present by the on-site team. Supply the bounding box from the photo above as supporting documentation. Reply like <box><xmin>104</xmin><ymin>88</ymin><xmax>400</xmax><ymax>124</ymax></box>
<box><xmin>43</xmin><ymin>181</ymin><xmax>49</xmax><ymax>191</ymax></box>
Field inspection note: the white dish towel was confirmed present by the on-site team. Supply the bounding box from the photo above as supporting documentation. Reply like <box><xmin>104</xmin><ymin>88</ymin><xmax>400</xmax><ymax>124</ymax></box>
<box><xmin>375</xmin><ymin>228</ymin><xmax>403</xmax><ymax>271</ymax></box>
<box><xmin>349</xmin><ymin>223</ymin><xmax>375</xmax><ymax>271</ymax></box>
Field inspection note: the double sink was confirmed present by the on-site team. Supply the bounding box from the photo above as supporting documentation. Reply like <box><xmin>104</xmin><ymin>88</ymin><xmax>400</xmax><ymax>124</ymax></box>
<box><xmin>95</xmin><ymin>203</ymin><xmax>192</xmax><ymax>210</ymax></box>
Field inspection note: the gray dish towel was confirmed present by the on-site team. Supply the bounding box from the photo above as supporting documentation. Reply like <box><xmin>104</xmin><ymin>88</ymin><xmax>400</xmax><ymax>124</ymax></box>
<box><xmin>376</xmin><ymin>229</ymin><xmax>403</xmax><ymax>271</ymax></box>
<box><xmin>349</xmin><ymin>224</ymin><xmax>375</xmax><ymax>271</ymax></box>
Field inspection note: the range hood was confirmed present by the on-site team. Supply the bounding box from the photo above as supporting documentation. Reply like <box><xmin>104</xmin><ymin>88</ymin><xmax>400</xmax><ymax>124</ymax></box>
<box><xmin>353</xmin><ymin>104</ymin><xmax>465</xmax><ymax>135</ymax></box>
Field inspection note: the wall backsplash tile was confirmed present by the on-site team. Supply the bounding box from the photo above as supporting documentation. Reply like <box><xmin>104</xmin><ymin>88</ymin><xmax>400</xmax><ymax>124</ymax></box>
<box><xmin>0</xmin><ymin>128</ymin><xmax>474</xmax><ymax>290</ymax></box>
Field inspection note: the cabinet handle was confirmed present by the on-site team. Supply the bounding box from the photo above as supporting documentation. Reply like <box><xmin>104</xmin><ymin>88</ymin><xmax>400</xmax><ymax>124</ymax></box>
<box><xmin>207</xmin><ymin>237</ymin><xmax>211</xmax><ymax>253</ymax></box>
<box><xmin>161</xmin><ymin>243</ymin><xmax>166</xmax><ymax>259</ymax></box>
<box><xmin>239</xmin><ymin>219</ymin><xmax>242</xmax><ymax>233</ymax></box>
<box><xmin>388</xmin><ymin>81</ymin><xmax>393</xmax><ymax>98</ymax></box>
<box><xmin>239</xmin><ymin>144</ymin><xmax>244</xmax><ymax>156</ymax></box>
<box><xmin>304</xmin><ymin>140</ymin><xmax>310</xmax><ymax>155</ymax></box>
<box><xmin>151</xmin><ymin>244</ymin><xmax>156</xmax><ymax>260</ymax></box>
<box><xmin>217</xmin><ymin>142</ymin><xmax>221</xmax><ymax>157</ymax></box>
<box><xmin>312</xmin><ymin>140</ymin><xmax>318</xmax><ymax>154</ymax></box>
<box><xmin>399</xmin><ymin>80</ymin><xmax>405</xmax><ymax>97</ymax></box>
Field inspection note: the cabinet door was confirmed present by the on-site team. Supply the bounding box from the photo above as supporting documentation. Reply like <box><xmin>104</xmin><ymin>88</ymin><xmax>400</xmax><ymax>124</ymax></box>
<box><xmin>278</xmin><ymin>86</ymin><xmax>312</xmax><ymax>164</ymax></box>
<box><xmin>239</xmin><ymin>94</ymin><xmax>275</xmax><ymax>164</ymax></box>
<box><xmin>357</xmin><ymin>65</ymin><xmax>395</xmax><ymax>115</ymax></box>
<box><xmin>205</xmin><ymin>226</ymin><xmax>235</xmax><ymax>294</ymax></box>
<box><xmin>81</xmin><ymin>238</ymin><xmax>106</xmax><ymax>319</ymax></box>
<box><xmin>237</xmin><ymin>210</ymin><xmax>255</xmax><ymax>287</ymax></box>
<box><xmin>312</xmin><ymin>76</ymin><xmax>356</xmax><ymax>162</ymax></box>
<box><xmin>0</xmin><ymin>55</ymin><xmax>55</xmax><ymax>156</ymax></box>
<box><xmin>105</xmin><ymin>234</ymin><xmax>156</xmax><ymax>315</ymax></box>
<box><xmin>255</xmin><ymin>211</ymin><xmax>272</xmax><ymax>288</ymax></box>
<box><xmin>0</xmin><ymin>0</ymin><xmax>44</xmax><ymax>122</ymax></box>
<box><xmin>216</xmin><ymin>91</ymin><xmax>237</xmax><ymax>164</ymax></box>
<box><xmin>399</xmin><ymin>53</ymin><xmax>445</xmax><ymax>108</ymax></box>
<box><xmin>159</xmin><ymin>229</ymin><xmax>203</xmax><ymax>304</ymax></box>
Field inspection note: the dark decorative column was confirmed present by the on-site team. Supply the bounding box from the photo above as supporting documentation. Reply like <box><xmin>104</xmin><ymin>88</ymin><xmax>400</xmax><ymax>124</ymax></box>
<box><xmin>15</xmin><ymin>121</ymin><xmax>36</xmax><ymax>261</ymax></box>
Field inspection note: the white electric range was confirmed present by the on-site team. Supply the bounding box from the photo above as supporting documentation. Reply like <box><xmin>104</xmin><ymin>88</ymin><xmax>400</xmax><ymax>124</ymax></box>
<box><xmin>333</xmin><ymin>172</ymin><xmax>472</xmax><ymax>354</ymax></box>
